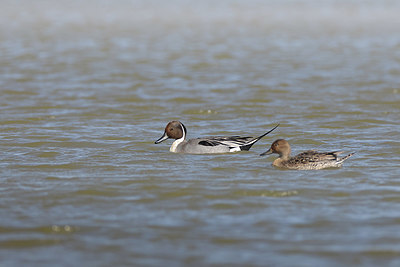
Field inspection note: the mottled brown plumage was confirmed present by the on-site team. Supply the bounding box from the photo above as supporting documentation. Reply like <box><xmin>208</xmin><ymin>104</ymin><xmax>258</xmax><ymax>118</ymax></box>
<box><xmin>260</xmin><ymin>139</ymin><xmax>354</xmax><ymax>170</ymax></box>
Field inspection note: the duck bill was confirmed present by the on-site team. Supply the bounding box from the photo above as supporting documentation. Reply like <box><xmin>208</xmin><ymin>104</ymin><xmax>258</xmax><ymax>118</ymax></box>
<box><xmin>155</xmin><ymin>132</ymin><xmax>169</xmax><ymax>144</ymax></box>
<box><xmin>260</xmin><ymin>148</ymin><xmax>273</xmax><ymax>156</ymax></box>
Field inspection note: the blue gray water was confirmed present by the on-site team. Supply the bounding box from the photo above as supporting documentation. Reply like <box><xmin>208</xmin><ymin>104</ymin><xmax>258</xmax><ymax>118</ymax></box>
<box><xmin>1</xmin><ymin>0</ymin><xmax>400</xmax><ymax>266</ymax></box>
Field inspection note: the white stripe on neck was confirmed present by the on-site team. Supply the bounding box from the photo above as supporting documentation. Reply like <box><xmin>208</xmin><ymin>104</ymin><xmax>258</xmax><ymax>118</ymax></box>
<box><xmin>170</xmin><ymin>122</ymin><xmax>186</xmax><ymax>153</ymax></box>
<box><xmin>170</xmin><ymin>137</ymin><xmax>185</xmax><ymax>153</ymax></box>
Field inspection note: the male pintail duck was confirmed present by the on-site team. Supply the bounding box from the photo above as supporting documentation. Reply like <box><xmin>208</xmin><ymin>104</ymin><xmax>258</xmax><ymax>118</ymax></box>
<box><xmin>260</xmin><ymin>139</ymin><xmax>355</xmax><ymax>170</ymax></box>
<box><xmin>155</xmin><ymin>121</ymin><xmax>279</xmax><ymax>154</ymax></box>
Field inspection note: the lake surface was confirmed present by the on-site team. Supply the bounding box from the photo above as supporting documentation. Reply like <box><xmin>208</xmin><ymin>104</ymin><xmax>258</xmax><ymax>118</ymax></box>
<box><xmin>1</xmin><ymin>0</ymin><xmax>400</xmax><ymax>266</ymax></box>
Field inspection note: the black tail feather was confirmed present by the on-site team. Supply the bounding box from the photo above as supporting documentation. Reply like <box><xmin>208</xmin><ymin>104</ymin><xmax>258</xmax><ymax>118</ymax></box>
<box><xmin>240</xmin><ymin>124</ymin><xmax>279</xmax><ymax>151</ymax></box>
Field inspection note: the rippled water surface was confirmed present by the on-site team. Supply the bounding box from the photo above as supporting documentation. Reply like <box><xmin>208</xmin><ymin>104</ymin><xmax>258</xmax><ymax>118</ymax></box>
<box><xmin>1</xmin><ymin>0</ymin><xmax>400</xmax><ymax>266</ymax></box>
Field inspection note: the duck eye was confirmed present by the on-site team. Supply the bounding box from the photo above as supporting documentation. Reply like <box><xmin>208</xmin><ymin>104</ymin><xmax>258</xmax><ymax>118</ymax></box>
<box><xmin>170</xmin><ymin>128</ymin><xmax>174</xmax><ymax>131</ymax></box>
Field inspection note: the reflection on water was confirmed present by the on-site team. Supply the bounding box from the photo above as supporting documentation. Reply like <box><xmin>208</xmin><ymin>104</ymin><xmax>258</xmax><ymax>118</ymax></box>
<box><xmin>1</xmin><ymin>0</ymin><xmax>400</xmax><ymax>266</ymax></box>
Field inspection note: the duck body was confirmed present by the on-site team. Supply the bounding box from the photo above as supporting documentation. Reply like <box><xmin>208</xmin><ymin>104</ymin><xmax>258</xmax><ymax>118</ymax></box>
<box><xmin>261</xmin><ymin>139</ymin><xmax>354</xmax><ymax>170</ymax></box>
<box><xmin>170</xmin><ymin>135</ymin><xmax>260</xmax><ymax>154</ymax></box>
<box><xmin>155</xmin><ymin>121</ymin><xmax>279</xmax><ymax>154</ymax></box>
<box><xmin>272</xmin><ymin>150</ymin><xmax>354</xmax><ymax>170</ymax></box>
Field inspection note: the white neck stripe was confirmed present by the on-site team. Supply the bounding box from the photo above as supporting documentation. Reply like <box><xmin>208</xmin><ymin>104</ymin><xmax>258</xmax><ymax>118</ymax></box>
<box><xmin>170</xmin><ymin>136</ymin><xmax>185</xmax><ymax>152</ymax></box>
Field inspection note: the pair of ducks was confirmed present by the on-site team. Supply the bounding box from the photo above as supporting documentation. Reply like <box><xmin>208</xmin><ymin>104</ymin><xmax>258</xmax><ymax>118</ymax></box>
<box><xmin>155</xmin><ymin>121</ymin><xmax>354</xmax><ymax>170</ymax></box>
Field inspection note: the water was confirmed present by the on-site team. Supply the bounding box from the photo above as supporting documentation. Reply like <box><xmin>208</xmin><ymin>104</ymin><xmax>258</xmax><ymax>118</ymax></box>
<box><xmin>1</xmin><ymin>0</ymin><xmax>400</xmax><ymax>266</ymax></box>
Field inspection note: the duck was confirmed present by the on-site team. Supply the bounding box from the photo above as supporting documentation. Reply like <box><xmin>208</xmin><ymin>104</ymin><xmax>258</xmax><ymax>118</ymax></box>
<box><xmin>155</xmin><ymin>121</ymin><xmax>279</xmax><ymax>154</ymax></box>
<box><xmin>260</xmin><ymin>139</ymin><xmax>354</xmax><ymax>170</ymax></box>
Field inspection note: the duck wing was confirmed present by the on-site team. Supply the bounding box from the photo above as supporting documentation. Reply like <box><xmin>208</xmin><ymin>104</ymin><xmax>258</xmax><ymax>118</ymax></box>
<box><xmin>197</xmin><ymin>124</ymin><xmax>279</xmax><ymax>151</ymax></box>
<box><xmin>291</xmin><ymin>150</ymin><xmax>344</xmax><ymax>164</ymax></box>
<box><xmin>198</xmin><ymin>136</ymin><xmax>253</xmax><ymax>148</ymax></box>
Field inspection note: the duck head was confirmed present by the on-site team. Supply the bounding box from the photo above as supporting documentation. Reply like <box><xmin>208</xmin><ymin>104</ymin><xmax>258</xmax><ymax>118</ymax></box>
<box><xmin>155</xmin><ymin>121</ymin><xmax>187</xmax><ymax>144</ymax></box>
<box><xmin>260</xmin><ymin>139</ymin><xmax>291</xmax><ymax>158</ymax></box>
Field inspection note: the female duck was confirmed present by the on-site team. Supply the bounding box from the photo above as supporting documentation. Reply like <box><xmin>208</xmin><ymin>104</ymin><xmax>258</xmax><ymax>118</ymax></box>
<box><xmin>260</xmin><ymin>139</ymin><xmax>354</xmax><ymax>170</ymax></box>
<box><xmin>155</xmin><ymin>121</ymin><xmax>279</xmax><ymax>154</ymax></box>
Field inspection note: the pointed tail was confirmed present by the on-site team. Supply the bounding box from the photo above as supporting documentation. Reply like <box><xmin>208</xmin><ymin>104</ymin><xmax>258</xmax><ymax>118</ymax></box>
<box><xmin>240</xmin><ymin>124</ymin><xmax>279</xmax><ymax>151</ymax></box>
<box><xmin>338</xmin><ymin>152</ymin><xmax>355</xmax><ymax>164</ymax></box>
